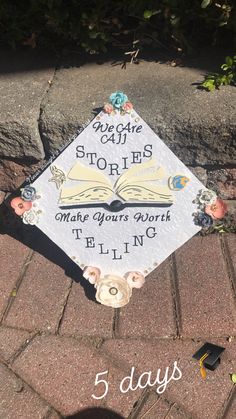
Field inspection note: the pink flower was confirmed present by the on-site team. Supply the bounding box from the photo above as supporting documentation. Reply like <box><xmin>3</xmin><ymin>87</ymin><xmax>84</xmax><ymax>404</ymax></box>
<box><xmin>125</xmin><ymin>271</ymin><xmax>145</xmax><ymax>289</ymax></box>
<box><xmin>104</xmin><ymin>103</ymin><xmax>113</xmax><ymax>114</ymax></box>
<box><xmin>122</xmin><ymin>101</ymin><xmax>133</xmax><ymax>113</ymax></box>
<box><xmin>83</xmin><ymin>266</ymin><xmax>101</xmax><ymax>284</ymax></box>
<box><xmin>10</xmin><ymin>197</ymin><xmax>32</xmax><ymax>216</ymax></box>
<box><xmin>205</xmin><ymin>198</ymin><xmax>227</xmax><ymax>220</ymax></box>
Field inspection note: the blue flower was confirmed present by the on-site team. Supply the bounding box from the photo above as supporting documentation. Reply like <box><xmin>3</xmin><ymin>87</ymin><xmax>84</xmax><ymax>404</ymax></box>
<box><xmin>193</xmin><ymin>212</ymin><xmax>213</xmax><ymax>228</ymax></box>
<box><xmin>21</xmin><ymin>185</ymin><xmax>37</xmax><ymax>201</ymax></box>
<box><xmin>109</xmin><ymin>91</ymin><xmax>128</xmax><ymax>109</ymax></box>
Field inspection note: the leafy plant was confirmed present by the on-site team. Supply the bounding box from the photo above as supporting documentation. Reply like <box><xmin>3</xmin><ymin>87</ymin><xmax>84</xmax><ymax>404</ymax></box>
<box><xmin>0</xmin><ymin>1</ymin><xmax>235</xmax><ymax>55</ymax></box>
<box><xmin>202</xmin><ymin>55</ymin><xmax>236</xmax><ymax>91</ymax></box>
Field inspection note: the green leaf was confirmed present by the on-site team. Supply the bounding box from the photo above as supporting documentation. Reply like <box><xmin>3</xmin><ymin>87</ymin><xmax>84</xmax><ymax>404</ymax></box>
<box><xmin>202</xmin><ymin>79</ymin><xmax>216</xmax><ymax>91</ymax></box>
<box><xmin>11</xmin><ymin>289</ymin><xmax>17</xmax><ymax>297</ymax></box>
<box><xmin>143</xmin><ymin>10</ymin><xmax>152</xmax><ymax>19</ymax></box>
<box><xmin>227</xmin><ymin>73</ymin><xmax>234</xmax><ymax>82</ymax></box>
<box><xmin>203</xmin><ymin>78</ymin><xmax>214</xmax><ymax>85</ymax></box>
<box><xmin>231</xmin><ymin>373</ymin><xmax>236</xmax><ymax>384</ymax></box>
<box><xmin>171</xmin><ymin>16</ymin><xmax>180</xmax><ymax>26</ymax></box>
<box><xmin>201</xmin><ymin>0</ymin><xmax>211</xmax><ymax>9</ymax></box>
<box><xmin>225</xmin><ymin>56</ymin><xmax>233</xmax><ymax>67</ymax></box>
<box><xmin>143</xmin><ymin>10</ymin><xmax>158</xmax><ymax>19</ymax></box>
<box><xmin>208</xmin><ymin>84</ymin><xmax>216</xmax><ymax>91</ymax></box>
<box><xmin>89</xmin><ymin>30</ymin><xmax>99</xmax><ymax>39</ymax></box>
<box><xmin>219</xmin><ymin>21</ymin><xmax>228</xmax><ymax>26</ymax></box>
<box><xmin>221</xmin><ymin>75</ymin><xmax>227</xmax><ymax>85</ymax></box>
<box><xmin>221</xmin><ymin>64</ymin><xmax>228</xmax><ymax>71</ymax></box>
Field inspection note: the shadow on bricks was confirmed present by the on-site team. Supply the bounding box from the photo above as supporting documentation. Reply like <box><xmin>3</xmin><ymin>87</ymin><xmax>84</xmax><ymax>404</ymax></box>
<box><xmin>65</xmin><ymin>407</ymin><xmax>124</xmax><ymax>419</ymax></box>
<box><xmin>0</xmin><ymin>202</ymin><xmax>97</xmax><ymax>303</ymax></box>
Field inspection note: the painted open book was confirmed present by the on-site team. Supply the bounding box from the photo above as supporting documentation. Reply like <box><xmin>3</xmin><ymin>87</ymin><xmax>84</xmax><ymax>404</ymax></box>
<box><xmin>10</xmin><ymin>90</ymin><xmax>213</xmax><ymax>308</ymax></box>
<box><xmin>58</xmin><ymin>159</ymin><xmax>174</xmax><ymax>209</ymax></box>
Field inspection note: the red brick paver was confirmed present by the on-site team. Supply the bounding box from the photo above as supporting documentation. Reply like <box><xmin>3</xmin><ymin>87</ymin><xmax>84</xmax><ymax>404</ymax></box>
<box><xmin>47</xmin><ymin>410</ymin><xmax>62</xmax><ymax>419</ymax></box>
<box><xmin>0</xmin><ymin>363</ymin><xmax>50</xmax><ymax>419</ymax></box>
<box><xmin>103</xmin><ymin>365</ymin><xmax>143</xmax><ymax>418</ymax></box>
<box><xmin>166</xmin><ymin>339</ymin><xmax>236</xmax><ymax>419</ymax></box>
<box><xmin>59</xmin><ymin>280</ymin><xmax>114</xmax><ymax>338</ymax></box>
<box><xmin>0</xmin><ymin>326</ymin><xmax>31</xmax><ymax>362</ymax></box>
<box><xmin>12</xmin><ymin>335</ymin><xmax>107</xmax><ymax>416</ymax></box>
<box><xmin>3</xmin><ymin>251</ymin><xmax>72</xmax><ymax>332</ymax></box>
<box><xmin>224</xmin><ymin>389</ymin><xmax>236</xmax><ymax>419</ymax></box>
<box><xmin>102</xmin><ymin>338</ymin><xmax>236</xmax><ymax>419</ymax></box>
<box><xmin>167</xmin><ymin>404</ymin><xmax>191</xmax><ymax>418</ymax></box>
<box><xmin>0</xmin><ymin>231</ymin><xmax>236</xmax><ymax>418</ymax></box>
<box><xmin>136</xmin><ymin>393</ymin><xmax>171</xmax><ymax>418</ymax></box>
<box><xmin>0</xmin><ymin>235</ymin><xmax>30</xmax><ymax>319</ymax></box>
<box><xmin>175</xmin><ymin>235</ymin><xmax>236</xmax><ymax>338</ymax></box>
<box><xmin>117</xmin><ymin>261</ymin><xmax>176</xmax><ymax>338</ymax></box>
<box><xmin>224</xmin><ymin>234</ymin><xmax>236</xmax><ymax>272</ymax></box>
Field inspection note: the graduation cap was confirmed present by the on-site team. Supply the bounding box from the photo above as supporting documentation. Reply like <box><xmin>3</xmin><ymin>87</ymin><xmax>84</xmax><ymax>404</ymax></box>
<box><xmin>193</xmin><ymin>342</ymin><xmax>225</xmax><ymax>379</ymax></box>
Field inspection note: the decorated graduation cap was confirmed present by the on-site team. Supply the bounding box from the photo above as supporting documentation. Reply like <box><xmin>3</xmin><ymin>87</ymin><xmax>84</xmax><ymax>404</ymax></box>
<box><xmin>10</xmin><ymin>92</ymin><xmax>228</xmax><ymax>308</ymax></box>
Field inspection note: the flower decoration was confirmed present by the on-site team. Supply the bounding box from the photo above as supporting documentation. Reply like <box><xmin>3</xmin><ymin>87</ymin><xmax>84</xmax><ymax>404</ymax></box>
<box><xmin>104</xmin><ymin>91</ymin><xmax>133</xmax><ymax>115</ymax></box>
<box><xmin>205</xmin><ymin>198</ymin><xmax>227</xmax><ymax>220</ymax></box>
<box><xmin>10</xmin><ymin>184</ymin><xmax>41</xmax><ymax>225</ymax></box>
<box><xmin>198</xmin><ymin>189</ymin><xmax>217</xmax><ymax>206</ymax></box>
<box><xmin>83</xmin><ymin>267</ymin><xmax>146</xmax><ymax>307</ymax></box>
<box><xmin>109</xmin><ymin>91</ymin><xmax>128</xmax><ymax>109</ymax></box>
<box><xmin>83</xmin><ymin>266</ymin><xmax>101</xmax><ymax>284</ymax></box>
<box><xmin>125</xmin><ymin>271</ymin><xmax>145</xmax><ymax>289</ymax></box>
<box><xmin>122</xmin><ymin>101</ymin><xmax>133</xmax><ymax>113</ymax></box>
<box><xmin>21</xmin><ymin>185</ymin><xmax>37</xmax><ymax>201</ymax></box>
<box><xmin>193</xmin><ymin>212</ymin><xmax>213</xmax><ymax>228</ymax></box>
<box><xmin>104</xmin><ymin>103</ymin><xmax>114</xmax><ymax>114</ymax></box>
<box><xmin>11</xmin><ymin>197</ymin><xmax>32</xmax><ymax>216</ymax></box>
<box><xmin>95</xmin><ymin>275</ymin><xmax>132</xmax><ymax>308</ymax></box>
<box><xmin>193</xmin><ymin>189</ymin><xmax>217</xmax><ymax>211</ymax></box>
<box><xmin>193</xmin><ymin>188</ymin><xmax>228</xmax><ymax>230</ymax></box>
<box><xmin>22</xmin><ymin>209</ymin><xmax>40</xmax><ymax>225</ymax></box>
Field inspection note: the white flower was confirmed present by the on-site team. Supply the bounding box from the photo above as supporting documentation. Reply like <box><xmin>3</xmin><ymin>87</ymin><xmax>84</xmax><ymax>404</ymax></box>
<box><xmin>95</xmin><ymin>275</ymin><xmax>132</xmax><ymax>308</ymax></box>
<box><xmin>22</xmin><ymin>209</ymin><xmax>39</xmax><ymax>225</ymax></box>
<box><xmin>198</xmin><ymin>189</ymin><xmax>217</xmax><ymax>205</ymax></box>
<box><xmin>125</xmin><ymin>271</ymin><xmax>145</xmax><ymax>289</ymax></box>
<box><xmin>83</xmin><ymin>266</ymin><xmax>101</xmax><ymax>284</ymax></box>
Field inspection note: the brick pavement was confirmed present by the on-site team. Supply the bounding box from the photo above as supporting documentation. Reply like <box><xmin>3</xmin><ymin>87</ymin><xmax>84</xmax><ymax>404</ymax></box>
<box><xmin>0</xmin><ymin>210</ymin><xmax>236</xmax><ymax>418</ymax></box>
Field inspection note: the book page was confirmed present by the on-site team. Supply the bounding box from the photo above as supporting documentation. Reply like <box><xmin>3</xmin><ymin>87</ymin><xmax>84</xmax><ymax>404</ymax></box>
<box><xmin>117</xmin><ymin>184</ymin><xmax>173</xmax><ymax>203</ymax></box>
<box><xmin>115</xmin><ymin>159</ymin><xmax>166</xmax><ymax>193</ymax></box>
<box><xmin>59</xmin><ymin>183</ymin><xmax>113</xmax><ymax>204</ymax></box>
<box><xmin>67</xmin><ymin>161</ymin><xmax>111</xmax><ymax>185</ymax></box>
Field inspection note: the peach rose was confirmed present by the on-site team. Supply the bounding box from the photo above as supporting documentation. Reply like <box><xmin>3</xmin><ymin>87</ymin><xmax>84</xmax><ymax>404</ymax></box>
<box><xmin>10</xmin><ymin>197</ymin><xmax>32</xmax><ymax>216</ymax></box>
<box><xmin>125</xmin><ymin>271</ymin><xmax>145</xmax><ymax>289</ymax></box>
<box><xmin>83</xmin><ymin>266</ymin><xmax>101</xmax><ymax>284</ymax></box>
<box><xmin>104</xmin><ymin>103</ymin><xmax>114</xmax><ymax>114</ymax></box>
<box><xmin>205</xmin><ymin>198</ymin><xmax>227</xmax><ymax>220</ymax></box>
<box><xmin>122</xmin><ymin>101</ymin><xmax>133</xmax><ymax>113</ymax></box>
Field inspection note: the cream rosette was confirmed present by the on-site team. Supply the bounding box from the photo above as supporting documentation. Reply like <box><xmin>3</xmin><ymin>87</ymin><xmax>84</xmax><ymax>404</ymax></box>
<box><xmin>95</xmin><ymin>275</ymin><xmax>132</xmax><ymax>308</ymax></box>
